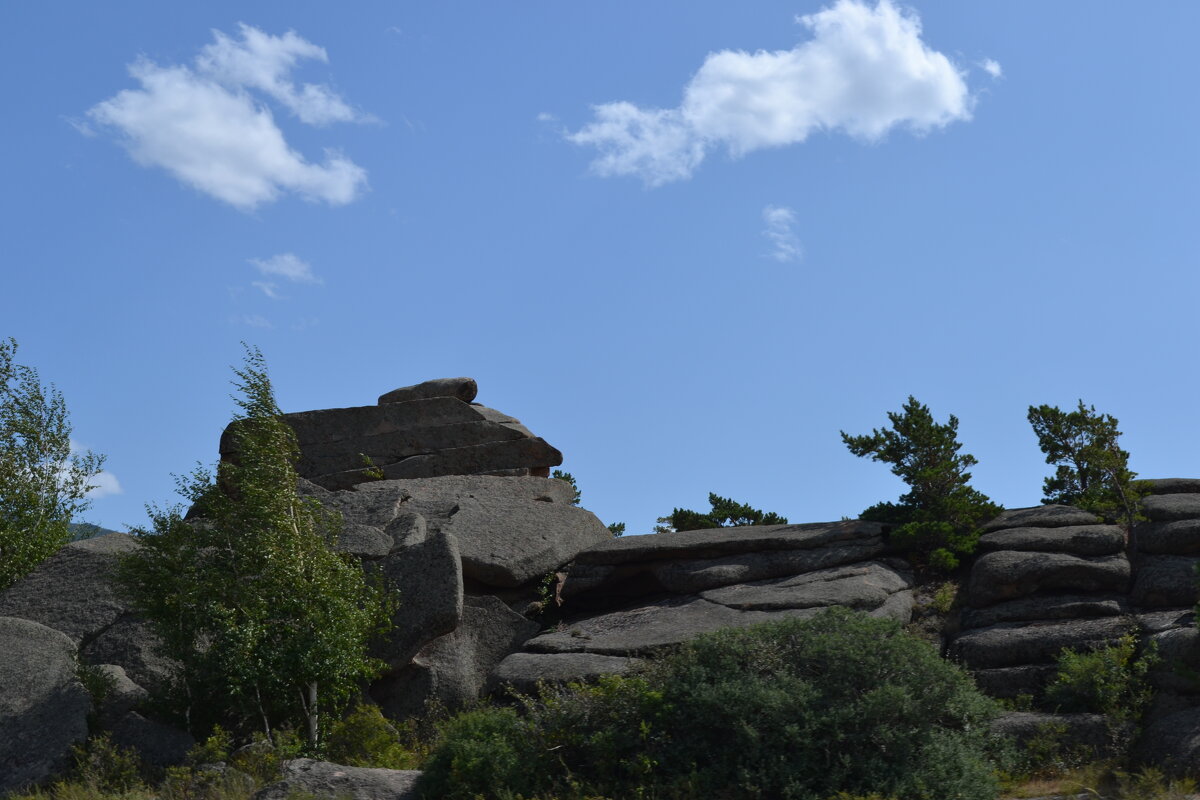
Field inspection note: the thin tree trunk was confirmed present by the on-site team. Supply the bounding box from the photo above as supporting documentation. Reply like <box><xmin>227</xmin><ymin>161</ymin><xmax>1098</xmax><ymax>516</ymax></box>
<box><xmin>255</xmin><ymin>685</ymin><xmax>274</xmax><ymax>746</ymax></box>
<box><xmin>299</xmin><ymin>681</ymin><xmax>319</xmax><ymax>747</ymax></box>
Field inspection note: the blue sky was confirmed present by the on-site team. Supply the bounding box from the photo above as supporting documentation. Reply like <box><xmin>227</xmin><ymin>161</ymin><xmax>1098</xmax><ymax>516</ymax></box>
<box><xmin>3</xmin><ymin>2</ymin><xmax>1198</xmax><ymax>534</ymax></box>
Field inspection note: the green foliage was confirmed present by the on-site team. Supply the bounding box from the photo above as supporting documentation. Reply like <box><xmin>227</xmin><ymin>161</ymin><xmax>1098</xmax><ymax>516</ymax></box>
<box><xmin>0</xmin><ymin>337</ymin><xmax>105</xmax><ymax>591</ymax></box>
<box><xmin>551</xmin><ymin>470</ymin><xmax>582</xmax><ymax>506</ymax></box>
<box><xmin>1028</xmin><ymin>400</ymin><xmax>1146</xmax><ymax>528</ymax></box>
<box><xmin>358</xmin><ymin>454</ymin><xmax>385</xmax><ymax>481</ymax></box>
<box><xmin>70</xmin><ymin>735</ymin><xmax>145</xmax><ymax>794</ymax></box>
<box><xmin>117</xmin><ymin>345</ymin><xmax>393</xmax><ymax>748</ymax></box>
<box><xmin>1045</xmin><ymin>633</ymin><xmax>1158</xmax><ymax>725</ymax></box>
<box><xmin>606</xmin><ymin>522</ymin><xmax>625</xmax><ymax>537</ymax></box>
<box><xmin>841</xmin><ymin>396</ymin><xmax>1000</xmax><ymax>572</ymax></box>
<box><xmin>323</xmin><ymin>702</ymin><xmax>417</xmax><ymax>769</ymax></box>
<box><xmin>420</xmin><ymin>608</ymin><xmax>1002</xmax><ymax>800</ymax></box>
<box><xmin>655</xmin><ymin>492</ymin><xmax>787</xmax><ymax>534</ymax></box>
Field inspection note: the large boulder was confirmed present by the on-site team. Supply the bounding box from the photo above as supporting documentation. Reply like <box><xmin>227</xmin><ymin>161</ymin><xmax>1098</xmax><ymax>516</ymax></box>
<box><xmin>372</xmin><ymin>595</ymin><xmax>538</xmax><ymax>720</ymax></box>
<box><xmin>971</xmin><ymin>665</ymin><xmax>1058</xmax><ymax>699</ymax></box>
<box><xmin>1143</xmin><ymin>494</ymin><xmax>1200</xmax><ymax>523</ymax></box>
<box><xmin>976</xmin><ymin>525</ymin><xmax>1125</xmax><ymax>556</ymax></box>
<box><xmin>0</xmin><ymin>617</ymin><xmax>91</xmax><ymax>793</ymax></box>
<box><xmin>1137</xmin><ymin>519</ymin><xmax>1200</xmax><ymax>555</ymax></box>
<box><xmin>81</xmin><ymin>615</ymin><xmax>176</xmax><ymax>694</ymax></box>
<box><xmin>255</xmin><ymin>759</ymin><xmax>421</xmax><ymax>800</ymax></box>
<box><xmin>960</xmin><ymin>594</ymin><xmax>1129</xmax><ymax>631</ymax></box>
<box><xmin>991</xmin><ymin>712</ymin><xmax>1121</xmax><ymax>761</ymax></box>
<box><xmin>0</xmin><ymin>533</ymin><xmax>139</xmax><ymax>643</ymax></box>
<box><xmin>224</xmin><ymin>385</ymin><xmax>564</xmax><ymax>490</ymax></box>
<box><xmin>562</xmin><ymin>521</ymin><xmax>888</xmax><ymax>608</ymax></box>
<box><xmin>109</xmin><ymin>711</ymin><xmax>194</xmax><ymax>768</ymax></box>
<box><xmin>697</xmin><ymin>561</ymin><xmax>913</xmax><ymax>615</ymax></box>
<box><xmin>1130</xmin><ymin>555</ymin><xmax>1200</xmax><ymax>609</ymax></box>
<box><xmin>967</xmin><ymin>551</ymin><xmax>1130</xmax><ymax>607</ymax></box>
<box><xmin>982</xmin><ymin>506</ymin><xmax>1101</xmax><ymax>533</ymax></box>
<box><xmin>948</xmin><ymin>617</ymin><xmax>1135</xmax><ymax>670</ymax></box>
<box><xmin>1144</xmin><ymin>479</ymin><xmax>1200</xmax><ymax>495</ymax></box>
<box><xmin>1136</xmin><ymin>707</ymin><xmax>1200</xmax><ymax>775</ymax></box>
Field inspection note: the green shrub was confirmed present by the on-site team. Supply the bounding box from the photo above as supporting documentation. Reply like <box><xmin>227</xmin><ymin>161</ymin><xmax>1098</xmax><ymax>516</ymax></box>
<box><xmin>70</xmin><ymin>735</ymin><xmax>145</xmax><ymax>794</ymax></box>
<box><xmin>323</xmin><ymin>703</ymin><xmax>417</xmax><ymax>770</ymax></box>
<box><xmin>420</xmin><ymin>608</ymin><xmax>1003</xmax><ymax>800</ymax></box>
<box><xmin>1045</xmin><ymin>633</ymin><xmax>1157</xmax><ymax>724</ymax></box>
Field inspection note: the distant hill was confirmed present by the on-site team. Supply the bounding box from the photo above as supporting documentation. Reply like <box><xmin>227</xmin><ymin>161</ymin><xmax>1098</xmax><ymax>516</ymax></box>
<box><xmin>68</xmin><ymin>522</ymin><xmax>121</xmax><ymax>540</ymax></box>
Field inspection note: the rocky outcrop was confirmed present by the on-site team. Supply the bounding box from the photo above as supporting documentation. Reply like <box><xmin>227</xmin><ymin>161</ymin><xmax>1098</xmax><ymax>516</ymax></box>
<box><xmin>255</xmin><ymin>759</ymin><xmax>421</xmax><ymax>800</ymax></box>
<box><xmin>225</xmin><ymin>378</ymin><xmax>563</xmax><ymax>491</ymax></box>
<box><xmin>0</xmin><ymin>617</ymin><xmax>91</xmax><ymax>793</ymax></box>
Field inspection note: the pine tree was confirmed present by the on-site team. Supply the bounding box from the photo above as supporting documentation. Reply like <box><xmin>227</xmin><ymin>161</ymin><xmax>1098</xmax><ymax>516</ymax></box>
<box><xmin>656</xmin><ymin>493</ymin><xmax>787</xmax><ymax>533</ymax></box>
<box><xmin>842</xmin><ymin>396</ymin><xmax>999</xmax><ymax>572</ymax></box>
<box><xmin>119</xmin><ymin>346</ymin><xmax>392</xmax><ymax>746</ymax></box>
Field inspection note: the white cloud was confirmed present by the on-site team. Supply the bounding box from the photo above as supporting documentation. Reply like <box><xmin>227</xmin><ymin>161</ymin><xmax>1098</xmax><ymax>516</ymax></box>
<box><xmin>87</xmin><ymin>25</ymin><xmax>368</xmax><ymax>210</ymax></box>
<box><xmin>762</xmin><ymin>205</ymin><xmax>802</xmax><ymax>262</ymax></box>
<box><xmin>197</xmin><ymin>24</ymin><xmax>364</xmax><ymax>125</ymax></box>
<box><xmin>86</xmin><ymin>471</ymin><xmax>123</xmax><ymax>500</ymax></box>
<box><xmin>252</xmin><ymin>281</ymin><xmax>280</xmax><ymax>299</ymax></box>
<box><xmin>249</xmin><ymin>253</ymin><xmax>321</xmax><ymax>284</ymax></box>
<box><xmin>242</xmin><ymin>314</ymin><xmax>273</xmax><ymax>329</ymax></box>
<box><xmin>568</xmin><ymin>0</ymin><xmax>973</xmax><ymax>186</ymax></box>
<box><xmin>980</xmin><ymin>58</ymin><xmax>1003</xmax><ymax>79</ymax></box>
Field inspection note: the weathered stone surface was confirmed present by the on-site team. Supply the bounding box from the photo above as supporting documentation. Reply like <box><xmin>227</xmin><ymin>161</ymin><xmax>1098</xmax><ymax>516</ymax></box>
<box><xmin>991</xmin><ymin>712</ymin><xmax>1122</xmax><ymax>761</ymax></box>
<box><xmin>960</xmin><ymin>594</ymin><xmax>1129</xmax><ymax>631</ymax></box>
<box><xmin>0</xmin><ymin>533</ymin><xmax>139</xmax><ymax>643</ymax></box>
<box><xmin>968</xmin><ymin>551</ymin><xmax>1130</xmax><ymax>607</ymax></box>
<box><xmin>1143</xmin><ymin>494</ymin><xmax>1200</xmax><ymax>522</ymax></box>
<box><xmin>977</xmin><ymin>525</ymin><xmax>1125</xmax><ymax>556</ymax></box>
<box><xmin>1130</xmin><ymin>555</ymin><xmax>1200</xmax><ymax>609</ymax></box>
<box><xmin>982</xmin><ymin>506</ymin><xmax>1101</xmax><ymax>533</ymax></box>
<box><xmin>1144</xmin><ymin>478</ymin><xmax>1200</xmax><ymax>495</ymax></box>
<box><xmin>699</xmin><ymin>561</ymin><xmax>912</xmax><ymax>613</ymax></box>
<box><xmin>109</xmin><ymin>711</ymin><xmax>194</xmax><ymax>768</ymax></box>
<box><xmin>0</xmin><ymin>617</ymin><xmax>91</xmax><ymax>793</ymax></box>
<box><xmin>1137</xmin><ymin>519</ymin><xmax>1200</xmax><ymax>555</ymax></box>
<box><xmin>525</xmin><ymin>597</ymin><xmax>803</xmax><ymax>657</ymax></box>
<box><xmin>1136</xmin><ymin>707</ymin><xmax>1200</xmax><ymax>775</ymax></box>
<box><xmin>91</xmin><ymin>664</ymin><xmax>149</xmax><ymax>727</ymax></box>
<box><xmin>948</xmin><ymin>617</ymin><xmax>1135</xmax><ymax>670</ymax></box>
<box><xmin>373</xmin><ymin>595</ymin><xmax>538</xmax><ymax>720</ymax></box>
<box><xmin>487</xmin><ymin>652</ymin><xmax>640</xmax><ymax>696</ymax></box>
<box><xmin>225</xmin><ymin>396</ymin><xmax>563</xmax><ymax>490</ymax></box>
<box><xmin>375</xmin><ymin>514</ymin><xmax>463</xmax><ymax>668</ymax></box>
<box><xmin>443</xmin><ymin>493</ymin><xmax>612</xmax><ymax>588</ymax></box>
<box><xmin>564</xmin><ymin>539</ymin><xmax>888</xmax><ymax>608</ymax></box>
<box><xmin>82</xmin><ymin>614</ymin><xmax>176</xmax><ymax>694</ymax></box>
<box><xmin>1146</xmin><ymin>627</ymin><xmax>1200</xmax><ymax>694</ymax></box>
<box><xmin>1138</xmin><ymin>608</ymin><xmax>1196</xmax><ymax>635</ymax></box>
<box><xmin>572</xmin><ymin>520</ymin><xmax>885</xmax><ymax>566</ymax></box>
<box><xmin>378</xmin><ymin>377</ymin><xmax>478</xmax><ymax>405</ymax></box>
<box><xmin>255</xmin><ymin>759</ymin><xmax>421</xmax><ymax>800</ymax></box>
<box><xmin>970</xmin><ymin>665</ymin><xmax>1057</xmax><ymax>699</ymax></box>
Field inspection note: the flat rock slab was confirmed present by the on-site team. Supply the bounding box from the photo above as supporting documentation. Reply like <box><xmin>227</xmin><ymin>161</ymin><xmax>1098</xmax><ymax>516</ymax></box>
<box><xmin>1138</xmin><ymin>519</ymin><xmax>1200</xmax><ymax>555</ymax></box>
<box><xmin>977</xmin><ymin>525</ymin><xmax>1125</xmax><ymax>556</ymax></box>
<box><xmin>256</xmin><ymin>759</ymin><xmax>421</xmax><ymax>800</ymax></box>
<box><xmin>968</xmin><ymin>551</ymin><xmax>1130</xmax><ymax>607</ymax></box>
<box><xmin>563</xmin><ymin>539</ymin><xmax>888</xmax><ymax>608</ymax></box>
<box><xmin>524</xmin><ymin>597</ymin><xmax>794</xmax><ymax>657</ymax></box>
<box><xmin>991</xmin><ymin>712</ymin><xmax>1119</xmax><ymax>760</ymax></box>
<box><xmin>1136</xmin><ymin>707</ymin><xmax>1200</xmax><ymax>776</ymax></box>
<box><xmin>1131</xmin><ymin>555</ymin><xmax>1200</xmax><ymax>609</ymax></box>
<box><xmin>971</xmin><ymin>665</ymin><xmax>1058</xmax><ymax>699</ymax></box>
<box><xmin>960</xmin><ymin>594</ymin><xmax>1130</xmax><ymax>631</ymax></box>
<box><xmin>982</xmin><ymin>506</ymin><xmax>1100</xmax><ymax>533</ymax></box>
<box><xmin>949</xmin><ymin>616</ymin><xmax>1136</xmax><ymax>670</ymax></box>
<box><xmin>0</xmin><ymin>533</ymin><xmax>139</xmax><ymax>643</ymax></box>
<box><xmin>699</xmin><ymin>561</ymin><xmax>912</xmax><ymax>613</ymax></box>
<box><xmin>1144</xmin><ymin>478</ymin><xmax>1200</xmax><ymax>495</ymax></box>
<box><xmin>0</xmin><ymin>617</ymin><xmax>91</xmax><ymax>794</ymax></box>
<box><xmin>1144</xmin><ymin>494</ymin><xmax>1200</xmax><ymax>522</ymax></box>
<box><xmin>571</xmin><ymin>520</ymin><xmax>886</xmax><ymax>566</ymax></box>
<box><xmin>486</xmin><ymin>652</ymin><xmax>640</xmax><ymax>696</ymax></box>
<box><xmin>229</xmin><ymin>396</ymin><xmax>562</xmax><ymax>490</ymax></box>
<box><xmin>378</xmin><ymin>377</ymin><xmax>477</xmax><ymax>405</ymax></box>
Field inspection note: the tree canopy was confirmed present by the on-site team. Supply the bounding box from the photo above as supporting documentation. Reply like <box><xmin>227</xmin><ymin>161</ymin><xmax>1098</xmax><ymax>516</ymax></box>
<box><xmin>656</xmin><ymin>492</ymin><xmax>787</xmax><ymax>533</ymax></box>
<box><xmin>119</xmin><ymin>346</ymin><xmax>392</xmax><ymax>746</ymax></box>
<box><xmin>842</xmin><ymin>396</ymin><xmax>999</xmax><ymax>571</ymax></box>
<box><xmin>0</xmin><ymin>337</ymin><xmax>104</xmax><ymax>590</ymax></box>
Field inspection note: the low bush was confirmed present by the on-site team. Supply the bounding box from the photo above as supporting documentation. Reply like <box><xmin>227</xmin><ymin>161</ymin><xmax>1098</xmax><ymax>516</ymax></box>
<box><xmin>322</xmin><ymin>702</ymin><xmax>418</xmax><ymax>770</ymax></box>
<box><xmin>419</xmin><ymin>608</ymin><xmax>1003</xmax><ymax>800</ymax></box>
<box><xmin>1045</xmin><ymin>633</ymin><xmax>1157</xmax><ymax>725</ymax></box>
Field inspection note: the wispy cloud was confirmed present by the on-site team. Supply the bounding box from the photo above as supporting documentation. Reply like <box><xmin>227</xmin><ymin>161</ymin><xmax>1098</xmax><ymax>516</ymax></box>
<box><xmin>250</xmin><ymin>253</ymin><xmax>320</xmax><ymax>284</ymax></box>
<box><xmin>86</xmin><ymin>24</ymin><xmax>368</xmax><ymax>210</ymax></box>
<box><xmin>980</xmin><ymin>58</ymin><xmax>1003</xmax><ymax>79</ymax></box>
<box><xmin>241</xmin><ymin>314</ymin><xmax>274</xmax><ymax>329</ymax></box>
<box><xmin>762</xmin><ymin>205</ymin><xmax>802</xmax><ymax>263</ymax></box>
<box><xmin>568</xmin><ymin>0</ymin><xmax>974</xmax><ymax>186</ymax></box>
<box><xmin>69</xmin><ymin>440</ymin><xmax>122</xmax><ymax>499</ymax></box>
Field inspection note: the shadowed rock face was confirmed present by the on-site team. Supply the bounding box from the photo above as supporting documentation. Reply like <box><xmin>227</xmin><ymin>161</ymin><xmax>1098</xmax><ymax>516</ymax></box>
<box><xmin>255</xmin><ymin>759</ymin><xmax>422</xmax><ymax>800</ymax></box>
<box><xmin>0</xmin><ymin>617</ymin><xmax>91</xmax><ymax>793</ymax></box>
<box><xmin>221</xmin><ymin>379</ymin><xmax>563</xmax><ymax>491</ymax></box>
